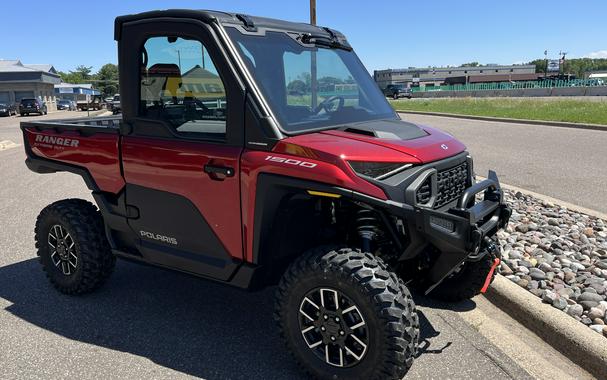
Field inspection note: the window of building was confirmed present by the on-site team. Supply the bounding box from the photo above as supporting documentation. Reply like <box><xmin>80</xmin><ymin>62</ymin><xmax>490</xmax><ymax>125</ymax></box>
<box><xmin>139</xmin><ymin>36</ymin><xmax>227</xmax><ymax>139</ymax></box>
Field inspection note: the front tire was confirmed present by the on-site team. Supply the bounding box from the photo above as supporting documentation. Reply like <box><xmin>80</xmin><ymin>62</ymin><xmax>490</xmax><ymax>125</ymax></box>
<box><xmin>35</xmin><ymin>199</ymin><xmax>115</xmax><ymax>295</ymax></box>
<box><xmin>276</xmin><ymin>247</ymin><xmax>419</xmax><ymax>380</ymax></box>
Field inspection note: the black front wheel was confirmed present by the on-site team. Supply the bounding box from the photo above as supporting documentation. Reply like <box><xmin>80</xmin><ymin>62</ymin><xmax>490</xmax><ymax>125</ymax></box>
<box><xmin>35</xmin><ymin>199</ymin><xmax>115</xmax><ymax>295</ymax></box>
<box><xmin>276</xmin><ymin>247</ymin><xmax>419</xmax><ymax>379</ymax></box>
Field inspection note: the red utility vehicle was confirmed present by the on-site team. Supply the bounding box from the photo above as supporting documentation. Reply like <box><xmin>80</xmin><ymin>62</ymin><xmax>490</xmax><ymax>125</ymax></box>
<box><xmin>21</xmin><ymin>10</ymin><xmax>510</xmax><ymax>379</ymax></box>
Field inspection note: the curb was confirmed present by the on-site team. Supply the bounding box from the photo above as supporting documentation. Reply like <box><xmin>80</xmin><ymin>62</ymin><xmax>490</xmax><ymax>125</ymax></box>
<box><xmin>484</xmin><ymin>276</ymin><xmax>607</xmax><ymax>379</ymax></box>
<box><xmin>397</xmin><ymin>110</ymin><xmax>607</xmax><ymax>132</ymax></box>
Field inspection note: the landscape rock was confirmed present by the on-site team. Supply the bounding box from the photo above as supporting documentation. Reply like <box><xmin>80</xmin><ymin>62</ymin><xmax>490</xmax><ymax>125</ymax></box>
<box><xmin>579</xmin><ymin>292</ymin><xmax>604</xmax><ymax>303</ymax></box>
<box><xmin>566</xmin><ymin>304</ymin><xmax>583</xmax><ymax>317</ymax></box>
<box><xmin>497</xmin><ymin>188</ymin><xmax>607</xmax><ymax>339</ymax></box>
<box><xmin>552</xmin><ymin>298</ymin><xmax>567</xmax><ymax>310</ymax></box>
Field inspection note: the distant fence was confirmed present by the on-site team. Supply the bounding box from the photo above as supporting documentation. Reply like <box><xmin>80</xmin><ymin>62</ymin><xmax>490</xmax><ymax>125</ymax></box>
<box><xmin>411</xmin><ymin>79</ymin><xmax>605</xmax><ymax>93</ymax></box>
<box><xmin>412</xmin><ymin>83</ymin><xmax>607</xmax><ymax>98</ymax></box>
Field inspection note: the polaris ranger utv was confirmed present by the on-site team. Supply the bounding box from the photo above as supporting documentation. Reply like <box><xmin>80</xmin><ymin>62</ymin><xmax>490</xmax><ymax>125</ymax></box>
<box><xmin>21</xmin><ymin>10</ymin><xmax>510</xmax><ymax>379</ymax></box>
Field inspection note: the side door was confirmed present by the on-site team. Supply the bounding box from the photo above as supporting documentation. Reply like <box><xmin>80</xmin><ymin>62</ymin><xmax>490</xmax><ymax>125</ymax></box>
<box><xmin>118</xmin><ymin>19</ymin><xmax>245</xmax><ymax>281</ymax></box>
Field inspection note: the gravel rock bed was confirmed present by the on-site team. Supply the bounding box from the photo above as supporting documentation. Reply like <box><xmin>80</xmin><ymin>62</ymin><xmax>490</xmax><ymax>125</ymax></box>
<box><xmin>497</xmin><ymin>189</ymin><xmax>607</xmax><ymax>338</ymax></box>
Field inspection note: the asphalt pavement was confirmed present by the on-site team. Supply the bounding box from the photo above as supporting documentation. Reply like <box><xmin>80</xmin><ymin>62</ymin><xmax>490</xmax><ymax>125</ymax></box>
<box><xmin>0</xmin><ymin>112</ymin><xmax>593</xmax><ymax>379</ymax></box>
<box><xmin>401</xmin><ymin>113</ymin><xmax>607</xmax><ymax>213</ymax></box>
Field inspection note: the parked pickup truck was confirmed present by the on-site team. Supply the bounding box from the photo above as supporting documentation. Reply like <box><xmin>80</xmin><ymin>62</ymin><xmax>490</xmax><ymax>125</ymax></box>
<box><xmin>76</xmin><ymin>95</ymin><xmax>103</xmax><ymax>111</ymax></box>
<box><xmin>20</xmin><ymin>9</ymin><xmax>510</xmax><ymax>379</ymax></box>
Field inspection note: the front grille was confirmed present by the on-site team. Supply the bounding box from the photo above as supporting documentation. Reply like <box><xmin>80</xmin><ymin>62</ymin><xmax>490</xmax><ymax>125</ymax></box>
<box><xmin>434</xmin><ymin>162</ymin><xmax>469</xmax><ymax>208</ymax></box>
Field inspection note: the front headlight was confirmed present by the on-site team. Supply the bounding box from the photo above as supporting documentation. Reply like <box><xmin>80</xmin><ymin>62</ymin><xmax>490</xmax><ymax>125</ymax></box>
<box><xmin>348</xmin><ymin>161</ymin><xmax>413</xmax><ymax>180</ymax></box>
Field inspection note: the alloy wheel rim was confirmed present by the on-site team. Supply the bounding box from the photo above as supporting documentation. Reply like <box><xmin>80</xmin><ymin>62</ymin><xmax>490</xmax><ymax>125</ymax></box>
<box><xmin>298</xmin><ymin>287</ymin><xmax>369</xmax><ymax>368</ymax></box>
<box><xmin>47</xmin><ymin>224</ymin><xmax>78</xmax><ymax>276</ymax></box>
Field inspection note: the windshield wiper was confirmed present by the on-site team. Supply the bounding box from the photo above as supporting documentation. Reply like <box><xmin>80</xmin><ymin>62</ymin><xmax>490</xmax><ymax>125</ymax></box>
<box><xmin>300</xmin><ymin>28</ymin><xmax>352</xmax><ymax>51</ymax></box>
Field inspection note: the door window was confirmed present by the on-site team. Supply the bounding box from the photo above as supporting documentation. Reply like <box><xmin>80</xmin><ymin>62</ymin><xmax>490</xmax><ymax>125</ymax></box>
<box><xmin>139</xmin><ymin>36</ymin><xmax>227</xmax><ymax>139</ymax></box>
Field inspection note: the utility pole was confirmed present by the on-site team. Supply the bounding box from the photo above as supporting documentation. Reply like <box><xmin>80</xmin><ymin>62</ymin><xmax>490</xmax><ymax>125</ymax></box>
<box><xmin>544</xmin><ymin>50</ymin><xmax>548</xmax><ymax>80</ymax></box>
<box><xmin>310</xmin><ymin>0</ymin><xmax>318</xmax><ymax>110</ymax></box>
<box><xmin>310</xmin><ymin>0</ymin><xmax>316</xmax><ymax>25</ymax></box>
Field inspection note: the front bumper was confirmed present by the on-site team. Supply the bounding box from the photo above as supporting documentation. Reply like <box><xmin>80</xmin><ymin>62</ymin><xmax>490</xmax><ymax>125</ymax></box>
<box><xmin>20</xmin><ymin>107</ymin><xmax>42</xmax><ymax>113</ymax></box>
<box><xmin>408</xmin><ymin>170</ymin><xmax>511</xmax><ymax>288</ymax></box>
<box><xmin>346</xmin><ymin>169</ymin><xmax>510</xmax><ymax>290</ymax></box>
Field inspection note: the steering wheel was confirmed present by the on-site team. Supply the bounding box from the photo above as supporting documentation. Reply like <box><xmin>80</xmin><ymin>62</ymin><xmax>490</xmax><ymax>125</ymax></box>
<box><xmin>314</xmin><ymin>95</ymin><xmax>344</xmax><ymax>114</ymax></box>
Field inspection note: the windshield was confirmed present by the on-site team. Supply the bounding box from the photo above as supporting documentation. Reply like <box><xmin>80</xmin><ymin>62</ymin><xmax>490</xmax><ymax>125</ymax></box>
<box><xmin>226</xmin><ymin>28</ymin><xmax>397</xmax><ymax>133</ymax></box>
<box><xmin>58</xmin><ymin>100</ymin><xmax>69</xmax><ymax>104</ymax></box>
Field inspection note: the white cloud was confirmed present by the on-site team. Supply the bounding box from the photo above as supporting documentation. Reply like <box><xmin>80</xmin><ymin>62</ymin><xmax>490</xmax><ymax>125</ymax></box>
<box><xmin>585</xmin><ymin>50</ymin><xmax>607</xmax><ymax>59</ymax></box>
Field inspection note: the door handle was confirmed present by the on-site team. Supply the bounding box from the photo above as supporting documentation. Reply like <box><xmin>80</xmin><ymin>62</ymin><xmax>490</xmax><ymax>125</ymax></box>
<box><xmin>204</xmin><ymin>164</ymin><xmax>235</xmax><ymax>179</ymax></box>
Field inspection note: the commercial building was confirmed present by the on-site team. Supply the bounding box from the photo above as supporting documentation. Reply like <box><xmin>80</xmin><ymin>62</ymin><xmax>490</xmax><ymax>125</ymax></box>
<box><xmin>55</xmin><ymin>83</ymin><xmax>101</xmax><ymax>103</ymax></box>
<box><xmin>374</xmin><ymin>64</ymin><xmax>537</xmax><ymax>89</ymax></box>
<box><xmin>0</xmin><ymin>60</ymin><xmax>60</xmax><ymax>111</ymax></box>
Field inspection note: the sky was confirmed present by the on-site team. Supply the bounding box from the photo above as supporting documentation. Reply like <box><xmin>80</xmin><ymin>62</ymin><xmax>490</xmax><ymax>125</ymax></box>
<box><xmin>1</xmin><ymin>0</ymin><xmax>606</xmax><ymax>73</ymax></box>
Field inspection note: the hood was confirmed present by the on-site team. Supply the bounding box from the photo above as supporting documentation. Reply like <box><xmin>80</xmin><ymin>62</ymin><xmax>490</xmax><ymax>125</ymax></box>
<box><xmin>277</xmin><ymin>119</ymin><xmax>466</xmax><ymax>165</ymax></box>
<box><xmin>274</xmin><ymin>120</ymin><xmax>466</xmax><ymax>164</ymax></box>
<box><xmin>321</xmin><ymin>119</ymin><xmax>466</xmax><ymax>163</ymax></box>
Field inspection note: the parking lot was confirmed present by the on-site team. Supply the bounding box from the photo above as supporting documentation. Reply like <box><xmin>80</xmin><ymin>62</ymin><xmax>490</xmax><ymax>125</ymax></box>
<box><xmin>0</xmin><ymin>112</ymin><xmax>594</xmax><ymax>379</ymax></box>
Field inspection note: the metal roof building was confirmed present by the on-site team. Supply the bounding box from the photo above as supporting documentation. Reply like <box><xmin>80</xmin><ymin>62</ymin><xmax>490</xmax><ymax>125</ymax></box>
<box><xmin>374</xmin><ymin>64</ymin><xmax>536</xmax><ymax>89</ymax></box>
<box><xmin>0</xmin><ymin>60</ymin><xmax>61</xmax><ymax>111</ymax></box>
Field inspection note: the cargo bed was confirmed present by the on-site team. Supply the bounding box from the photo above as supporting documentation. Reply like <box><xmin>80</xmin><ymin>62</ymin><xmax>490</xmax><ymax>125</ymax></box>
<box><xmin>21</xmin><ymin>115</ymin><xmax>125</xmax><ymax>194</ymax></box>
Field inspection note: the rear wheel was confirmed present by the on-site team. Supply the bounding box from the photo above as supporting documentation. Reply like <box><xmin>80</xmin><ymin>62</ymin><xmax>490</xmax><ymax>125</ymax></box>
<box><xmin>276</xmin><ymin>247</ymin><xmax>419</xmax><ymax>379</ymax></box>
<box><xmin>35</xmin><ymin>199</ymin><xmax>115</xmax><ymax>295</ymax></box>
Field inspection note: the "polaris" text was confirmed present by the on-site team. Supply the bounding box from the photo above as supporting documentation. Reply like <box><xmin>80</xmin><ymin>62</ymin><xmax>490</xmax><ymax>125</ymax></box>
<box><xmin>35</xmin><ymin>134</ymin><xmax>79</xmax><ymax>147</ymax></box>
<box><xmin>140</xmin><ymin>231</ymin><xmax>178</xmax><ymax>245</ymax></box>
<box><xmin>265</xmin><ymin>155</ymin><xmax>317</xmax><ymax>168</ymax></box>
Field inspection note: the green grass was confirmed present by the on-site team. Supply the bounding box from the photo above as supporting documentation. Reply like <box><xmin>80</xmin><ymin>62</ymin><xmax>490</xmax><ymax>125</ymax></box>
<box><xmin>390</xmin><ymin>98</ymin><xmax>607</xmax><ymax>125</ymax></box>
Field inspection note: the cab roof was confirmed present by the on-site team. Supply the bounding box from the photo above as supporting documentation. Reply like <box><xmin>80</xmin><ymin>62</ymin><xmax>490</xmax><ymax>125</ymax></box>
<box><xmin>114</xmin><ymin>9</ymin><xmax>344</xmax><ymax>41</ymax></box>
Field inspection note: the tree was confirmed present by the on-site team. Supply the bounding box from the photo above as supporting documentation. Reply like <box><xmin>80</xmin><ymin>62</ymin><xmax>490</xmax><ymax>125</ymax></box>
<box><xmin>287</xmin><ymin>79</ymin><xmax>307</xmax><ymax>95</ymax></box>
<box><xmin>95</xmin><ymin>63</ymin><xmax>119</xmax><ymax>97</ymax></box>
<box><xmin>58</xmin><ymin>70</ymin><xmax>84</xmax><ymax>84</ymax></box>
<box><xmin>527</xmin><ymin>58</ymin><xmax>607</xmax><ymax>78</ymax></box>
<box><xmin>460</xmin><ymin>62</ymin><xmax>480</xmax><ymax>67</ymax></box>
<box><xmin>74</xmin><ymin>65</ymin><xmax>93</xmax><ymax>80</ymax></box>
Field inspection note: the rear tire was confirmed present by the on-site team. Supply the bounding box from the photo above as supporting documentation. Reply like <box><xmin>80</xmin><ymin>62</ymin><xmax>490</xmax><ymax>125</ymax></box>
<box><xmin>429</xmin><ymin>254</ymin><xmax>496</xmax><ymax>302</ymax></box>
<box><xmin>276</xmin><ymin>247</ymin><xmax>419</xmax><ymax>380</ymax></box>
<box><xmin>35</xmin><ymin>199</ymin><xmax>115</xmax><ymax>295</ymax></box>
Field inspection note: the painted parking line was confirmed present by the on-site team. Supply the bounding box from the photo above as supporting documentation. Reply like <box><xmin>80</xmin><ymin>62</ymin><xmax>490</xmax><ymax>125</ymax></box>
<box><xmin>0</xmin><ymin>140</ymin><xmax>20</xmax><ymax>151</ymax></box>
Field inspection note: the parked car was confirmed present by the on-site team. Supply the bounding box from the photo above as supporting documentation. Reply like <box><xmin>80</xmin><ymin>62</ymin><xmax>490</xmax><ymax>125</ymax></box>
<box><xmin>0</xmin><ymin>102</ymin><xmax>18</xmax><ymax>116</ymax></box>
<box><xmin>19</xmin><ymin>98</ymin><xmax>47</xmax><ymax>116</ymax></box>
<box><xmin>111</xmin><ymin>94</ymin><xmax>121</xmax><ymax>114</ymax></box>
<box><xmin>20</xmin><ymin>10</ymin><xmax>510</xmax><ymax>379</ymax></box>
<box><xmin>383</xmin><ymin>84</ymin><xmax>412</xmax><ymax>99</ymax></box>
<box><xmin>57</xmin><ymin>99</ymin><xmax>76</xmax><ymax>111</ymax></box>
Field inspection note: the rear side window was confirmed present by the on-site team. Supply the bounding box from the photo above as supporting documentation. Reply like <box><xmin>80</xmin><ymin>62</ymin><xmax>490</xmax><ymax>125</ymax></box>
<box><xmin>139</xmin><ymin>36</ymin><xmax>227</xmax><ymax>140</ymax></box>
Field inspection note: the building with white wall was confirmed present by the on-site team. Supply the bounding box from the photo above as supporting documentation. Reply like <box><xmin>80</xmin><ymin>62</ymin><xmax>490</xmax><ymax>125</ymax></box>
<box><xmin>0</xmin><ymin>60</ymin><xmax>60</xmax><ymax>111</ymax></box>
